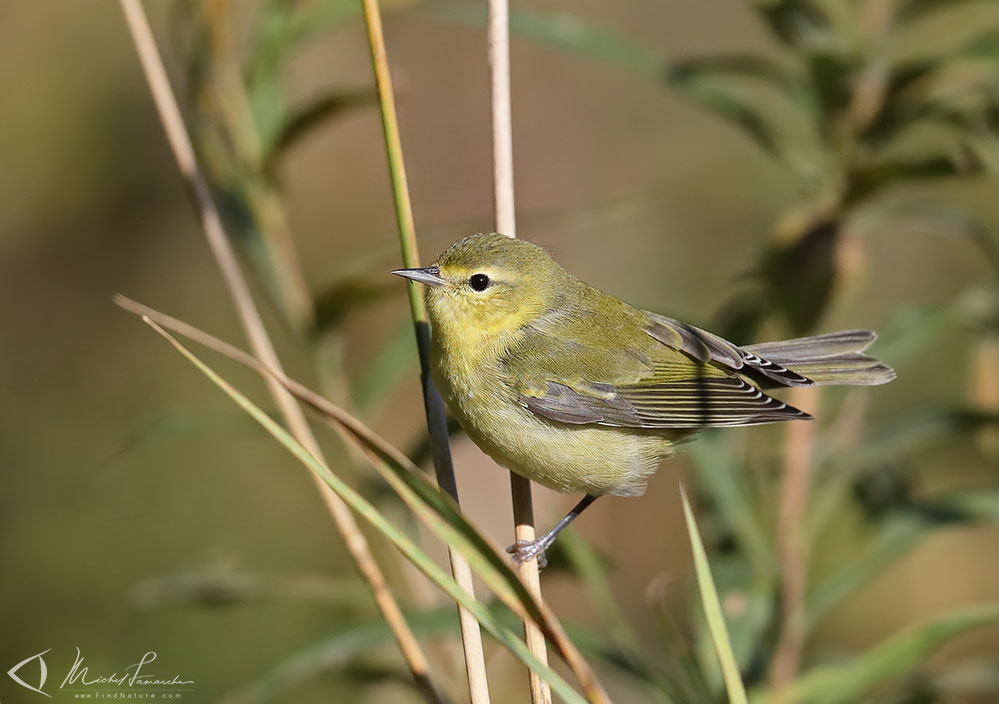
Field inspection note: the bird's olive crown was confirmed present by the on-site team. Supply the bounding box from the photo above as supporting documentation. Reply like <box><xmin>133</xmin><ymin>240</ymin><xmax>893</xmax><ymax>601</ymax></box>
<box><xmin>425</xmin><ymin>232</ymin><xmax>569</xmax><ymax>338</ymax></box>
<box><xmin>434</xmin><ymin>232</ymin><xmax>556</xmax><ymax>281</ymax></box>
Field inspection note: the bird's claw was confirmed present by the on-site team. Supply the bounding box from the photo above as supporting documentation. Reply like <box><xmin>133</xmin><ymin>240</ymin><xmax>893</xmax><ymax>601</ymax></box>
<box><xmin>506</xmin><ymin>539</ymin><xmax>550</xmax><ymax>569</ymax></box>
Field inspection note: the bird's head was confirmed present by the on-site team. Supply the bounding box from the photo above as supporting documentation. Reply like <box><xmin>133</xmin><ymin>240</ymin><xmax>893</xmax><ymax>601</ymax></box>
<box><xmin>392</xmin><ymin>232</ymin><xmax>566</xmax><ymax>344</ymax></box>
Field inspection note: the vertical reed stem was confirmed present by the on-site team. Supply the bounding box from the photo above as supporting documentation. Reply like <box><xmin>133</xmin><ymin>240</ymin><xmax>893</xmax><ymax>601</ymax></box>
<box><xmin>487</xmin><ymin>1</ymin><xmax>551</xmax><ymax>703</ymax></box>
<box><xmin>771</xmin><ymin>385</ymin><xmax>818</xmax><ymax>700</ymax></box>
<box><xmin>359</xmin><ymin>1</ymin><xmax>491</xmax><ymax>702</ymax></box>
<box><xmin>118</xmin><ymin>3</ymin><xmax>443</xmax><ymax>702</ymax></box>
<box><xmin>489</xmin><ymin>0</ymin><xmax>517</xmax><ymax>239</ymax></box>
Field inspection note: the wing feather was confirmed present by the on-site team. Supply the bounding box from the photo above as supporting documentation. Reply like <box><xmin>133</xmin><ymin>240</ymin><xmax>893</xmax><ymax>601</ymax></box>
<box><xmin>645</xmin><ymin>313</ymin><xmax>815</xmax><ymax>387</ymax></box>
<box><xmin>519</xmin><ymin>375</ymin><xmax>811</xmax><ymax>429</ymax></box>
<box><xmin>505</xmin><ymin>308</ymin><xmax>812</xmax><ymax>431</ymax></box>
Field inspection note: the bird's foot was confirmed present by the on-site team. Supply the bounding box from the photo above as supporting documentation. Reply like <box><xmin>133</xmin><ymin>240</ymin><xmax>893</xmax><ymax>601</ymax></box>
<box><xmin>506</xmin><ymin>538</ymin><xmax>552</xmax><ymax>568</ymax></box>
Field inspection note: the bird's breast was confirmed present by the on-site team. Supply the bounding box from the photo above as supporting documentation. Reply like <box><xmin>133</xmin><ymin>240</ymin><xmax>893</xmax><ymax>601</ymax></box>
<box><xmin>428</xmin><ymin>329</ymin><xmax>671</xmax><ymax>497</ymax></box>
<box><xmin>430</xmin><ymin>332</ymin><xmax>513</xmax><ymax>426</ymax></box>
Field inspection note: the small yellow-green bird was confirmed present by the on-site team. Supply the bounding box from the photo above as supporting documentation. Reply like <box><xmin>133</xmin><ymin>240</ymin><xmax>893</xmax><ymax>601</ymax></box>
<box><xmin>393</xmin><ymin>232</ymin><xmax>895</xmax><ymax>565</ymax></box>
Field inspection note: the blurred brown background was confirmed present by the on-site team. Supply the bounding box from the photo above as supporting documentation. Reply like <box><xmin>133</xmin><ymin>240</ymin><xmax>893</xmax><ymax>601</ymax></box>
<box><xmin>1</xmin><ymin>1</ymin><xmax>996</xmax><ymax>702</ymax></box>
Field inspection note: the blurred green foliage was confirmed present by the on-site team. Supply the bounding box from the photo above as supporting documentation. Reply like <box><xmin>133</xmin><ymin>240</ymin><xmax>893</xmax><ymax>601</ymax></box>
<box><xmin>2</xmin><ymin>0</ymin><xmax>998</xmax><ymax>702</ymax></box>
<box><xmin>162</xmin><ymin>0</ymin><xmax>999</xmax><ymax>700</ymax></box>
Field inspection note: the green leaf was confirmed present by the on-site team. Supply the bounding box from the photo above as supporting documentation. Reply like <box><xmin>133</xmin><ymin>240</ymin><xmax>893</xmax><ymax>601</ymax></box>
<box><xmin>805</xmin><ymin>513</ymin><xmax>928</xmax><ymax>630</ymax></box>
<box><xmin>144</xmin><ymin>320</ymin><xmax>590</xmax><ymax>704</ymax></box>
<box><xmin>712</xmin><ymin>289</ymin><xmax>770</xmax><ymax>344</ymax></box>
<box><xmin>865</xmin><ymin>304</ymin><xmax>955</xmax><ymax>367</ymax></box>
<box><xmin>246</xmin><ymin>0</ymin><xmax>394</xmax><ymax>153</ymax></box>
<box><xmin>934</xmin><ymin>487</ymin><xmax>999</xmax><ymax>522</ymax></box>
<box><xmin>262</xmin><ymin>88</ymin><xmax>376</xmax><ymax>168</ymax></box>
<box><xmin>809</xmin><ymin>408</ymin><xmax>999</xmax><ymax>573</ymax></box>
<box><xmin>751</xmin><ymin>0</ymin><xmax>831</xmax><ymax>48</ymax></box>
<box><xmin>965</xmin><ymin>29</ymin><xmax>999</xmax><ymax>63</ymax></box>
<box><xmin>247</xmin><ymin>0</ymin><xmax>364</xmax><ymax>93</ymax></box>
<box><xmin>815</xmin><ymin>407</ymin><xmax>999</xmax><ymax>497</ymax></box>
<box><xmin>680</xmin><ymin>486</ymin><xmax>749</xmax><ymax>704</ymax></box>
<box><xmin>680</xmin><ymin>437</ymin><xmax>777</xmax><ymax>678</ymax></box>
<box><xmin>895</xmin><ymin>0</ymin><xmax>999</xmax><ymax>24</ymax></box>
<box><xmin>862</xmin><ymin>30</ymin><xmax>999</xmax><ymax>146</ymax></box>
<box><xmin>664</xmin><ymin>66</ymin><xmax>782</xmax><ymax>157</ymax></box>
<box><xmin>559</xmin><ymin>530</ymin><xmax>641</xmax><ymax>653</ymax></box>
<box><xmin>312</xmin><ymin>274</ymin><xmax>397</xmax><ymax>333</ymax></box>
<box><xmin>807</xmin><ymin>50</ymin><xmax>857</xmax><ymax>122</ymax></box>
<box><xmin>808</xmin><ymin>469</ymin><xmax>999</xmax><ymax>631</ymax></box>
<box><xmin>564</xmin><ymin>622</ymin><xmax>687</xmax><ymax>703</ymax></box>
<box><xmin>685</xmin><ymin>436</ymin><xmax>772</xmax><ymax>575</ymax></box>
<box><xmin>760</xmin><ymin>217</ymin><xmax>841</xmax><ymax>335</ymax></box>
<box><xmin>845</xmin><ymin>147</ymin><xmax>987</xmax><ymax>205</ymax></box>
<box><xmin>753</xmin><ymin>603</ymin><xmax>999</xmax><ymax>704</ymax></box>
<box><xmin>354</xmin><ymin>318</ymin><xmax>419</xmax><ymax>415</ymax></box>
<box><xmin>662</xmin><ymin>54</ymin><xmax>812</xmax><ymax>111</ymax></box>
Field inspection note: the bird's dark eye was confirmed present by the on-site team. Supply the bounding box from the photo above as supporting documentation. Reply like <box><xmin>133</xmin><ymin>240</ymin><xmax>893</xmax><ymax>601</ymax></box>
<box><xmin>469</xmin><ymin>273</ymin><xmax>491</xmax><ymax>292</ymax></box>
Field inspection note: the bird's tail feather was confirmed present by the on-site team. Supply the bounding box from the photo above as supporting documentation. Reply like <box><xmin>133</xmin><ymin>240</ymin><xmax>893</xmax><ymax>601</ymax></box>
<box><xmin>742</xmin><ymin>330</ymin><xmax>895</xmax><ymax>387</ymax></box>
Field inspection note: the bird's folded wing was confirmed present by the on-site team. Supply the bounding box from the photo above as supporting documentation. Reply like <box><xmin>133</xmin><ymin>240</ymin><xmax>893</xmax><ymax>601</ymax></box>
<box><xmin>520</xmin><ymin>376</ymin><xmax>811</xmax><ymax>429</ymax></box>
<box><xmin>644</xmin><ymin>313</ymin><xmax>814</xmax><ymax>387</ymax></box>
<box><xmin>506</xmin><ymin>328</ymin><xmax>811</xmax><ymax>429</ymax></box>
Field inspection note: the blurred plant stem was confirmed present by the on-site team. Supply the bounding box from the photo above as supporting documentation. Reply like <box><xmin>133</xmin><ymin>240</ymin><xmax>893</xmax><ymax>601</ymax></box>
<box><xmin>117</xmin><ymin>3</ymin><xmax>444</xmax><ymax>703</ymax></box>
<box><xmin>771</xmin><ymin>386</ymin><xmax>818</xmax><ymax>699</ymax></box>
<box><xmin>358</xmin><ymin>0</ymin><xmax>491</xmax><ymax>701</ymax></box>
<box><xmin>140</xmin><ymin>315</ymin><xmax>592</xmax><ymax>704</ymax></box>
<box><xmin>486</xmin><ymin>0</ymin><xmax>552</xmax><ymax>702</ymax></box>
<box><xmin>194</xmin><ymin>0</ymin><xmax>315</xmax><ymax>336</ymax></box>
<box><xmin>188</xmin><ymin>0</ymin><xmax>434</xmax><ymax>620</ymax></box>
<box><xmin>119</xmin><ymin>295</ymin><xmax>610</xmax><ymax>704</ymax></box>
<box><xmin>972</xmin><ymin>331</ymin><xmax>999</xmax><ymax>456</ymax></box>
<box><xmin>681</xmin><ymin>486</ymin><xmax>749</xmax><ymax>704</ymax></box>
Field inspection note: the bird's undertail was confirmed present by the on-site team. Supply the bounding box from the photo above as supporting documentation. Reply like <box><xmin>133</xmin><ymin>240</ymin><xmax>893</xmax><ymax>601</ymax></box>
<box><xmin>742</xmin><ymin>330</ymin><xmax>896</xmax><ymax>387</ymax></box>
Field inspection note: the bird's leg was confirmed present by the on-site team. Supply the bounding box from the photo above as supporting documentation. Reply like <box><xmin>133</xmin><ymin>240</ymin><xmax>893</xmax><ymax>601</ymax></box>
<box><xmin>506</xmin><ymin>494</ymin><xmax>598</xmax><ymax>568</ymax></box>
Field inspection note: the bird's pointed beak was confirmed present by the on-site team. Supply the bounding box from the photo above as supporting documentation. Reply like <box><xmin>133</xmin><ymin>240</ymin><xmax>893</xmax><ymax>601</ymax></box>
<box><xmin>391</xmin><ymin>266</ymin><xmax>447</xmax><ymax>288</ymax></box>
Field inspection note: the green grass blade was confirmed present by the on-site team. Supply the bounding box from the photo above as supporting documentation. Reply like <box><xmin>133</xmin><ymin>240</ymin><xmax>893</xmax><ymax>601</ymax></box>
<box><xmin>144</xmin><ymin>319</ymin><xmax>588</xmax><ymax>704</ymax></box>
<box><xmin>560</xmin><ymin>530</ymin><xmax>641</xmax><ymax>652</ymax></box>
<box><xmin>680</xmin><ymin>485</ymin><xmax>748</xmax><ymax>704</ymax></box>
<box><xmin>685</xmin><ymin>437</ymin><xmax>772</xmax><ymax>574</ymax></box>
<box><xmin>805</xmin><ymin>514</ymin><xmax>927</xmax><ymax>631</ymax></box>
<box><xmin>753</xmin><ymin>603</ymin><xmax>999</xmax><ymax>704</ymax></box>
<box><xmin>807</xmin><ymin>488</ymin><xmax>999</xmax><ymax>630</ymax></box>
<box><xmin>115</xmin><ymin>297</ymin><xmax>606</xmax><ymax>701</ymax></box>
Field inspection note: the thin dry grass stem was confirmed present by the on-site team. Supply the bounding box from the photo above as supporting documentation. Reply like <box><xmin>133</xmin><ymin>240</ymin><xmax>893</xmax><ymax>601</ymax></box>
<box><xmin>487</xmin><ymin>1</ymin><xmax>551</xmax><ymax>702</ymax></box>
<box><xmin>115</xmin><ymin>296</ymin><xmax>612</xmax><ymax>704</ymax></box>
<box><xmin>117</xmin><ymin>3</ymin><xmax>443</xmax><ymax>703</ymax></box>
<box><xmin>771</xmin><ymin>385</ymin><xmax>819</xmax><ymax>700</ymax></box>
<box><xmin>509</xmin><ymin>475</ymin><xmax>550</xmax><ymax>704</ymax></box>
<box><xmin>358</xmin><ymin>1</ymin><xmax>491</xmax><ymax>702</ymax></box>
<box><xmin>489</xmin><ymin>0</ymin><xmax>517</xmax><ymax>239</ymax></box>
<box><xmin>202</xmin><ymin>0</ymin><xmax>444</xmax><ymax>661</ymax></box>
<box><xmin>973</xmin><ymin>334</ymin><xmax>999</xmax><ymax>455</ymax></box>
